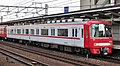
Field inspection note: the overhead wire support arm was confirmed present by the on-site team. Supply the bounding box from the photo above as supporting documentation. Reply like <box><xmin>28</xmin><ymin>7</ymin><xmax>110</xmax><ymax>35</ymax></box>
<box><xmin>0</xmin><ymin>5</ymin><xmax>44</xmax><ymax>9</ymax></box>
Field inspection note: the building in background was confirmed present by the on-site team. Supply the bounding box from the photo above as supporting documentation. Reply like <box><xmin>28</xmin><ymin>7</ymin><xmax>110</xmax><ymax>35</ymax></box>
<box><xmin>80</xmin><ymin>0</ymin><xmax>120</xmax><ymax>42</ymax></box>
<box><xmin>80</xmin><ymin>0</ymin><xmax>120</xmax><ymax>10</ymax></box>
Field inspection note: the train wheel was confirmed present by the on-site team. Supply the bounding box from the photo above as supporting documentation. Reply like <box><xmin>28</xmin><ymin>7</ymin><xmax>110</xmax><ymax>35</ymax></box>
<box><xmin>74</xmin><ymin>48</ymin><xmax>81</xmax><ymax>53</ymax></box>
<box><xmin>59</xmin><ymin>45</ymin><xmax>64</xmax><ymax>51</ymax></box>
<box><xmin>64</xmin><ymin>46</ymin><xmax>73</xmax><ymax>52</ymax></box>
<box><xmin>50</xmin><ymin>44</ymin><xmax>58</xmax><ymax>49</ymax></box>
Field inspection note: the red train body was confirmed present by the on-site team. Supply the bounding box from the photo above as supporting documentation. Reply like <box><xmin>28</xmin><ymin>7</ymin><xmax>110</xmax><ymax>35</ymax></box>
<box><xmin>0</xmin><ymin>26</ymin><xmax>7</xmax><ymax>38</ymax></box>
<box><xmin>84</xmin><ymin>20</ymin><xmax>113</xmax><ymax>55</ymax></box>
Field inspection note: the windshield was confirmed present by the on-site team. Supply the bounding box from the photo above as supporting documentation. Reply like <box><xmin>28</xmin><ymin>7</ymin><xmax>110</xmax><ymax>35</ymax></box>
<box><xmin>91</xmin><ymin>24</ymin><xmax>112</xmax><ymax>37</ymax></box>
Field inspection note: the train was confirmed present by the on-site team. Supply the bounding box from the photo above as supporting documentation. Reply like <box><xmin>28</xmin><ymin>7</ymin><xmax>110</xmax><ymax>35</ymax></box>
<box><xmin>0</xmin><ymin>20</ymin><xmax>113</xmax><ymax>55</ymax></box>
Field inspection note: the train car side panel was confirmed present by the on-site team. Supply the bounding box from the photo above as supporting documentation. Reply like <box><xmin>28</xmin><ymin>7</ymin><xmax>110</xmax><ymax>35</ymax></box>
<box><xmin>6</xmin><ymin>23</ymin><xmax>84</xmax><ymax>48</ymax></box>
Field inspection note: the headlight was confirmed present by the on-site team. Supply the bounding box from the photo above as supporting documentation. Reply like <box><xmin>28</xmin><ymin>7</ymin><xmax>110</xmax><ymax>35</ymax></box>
<box><xmin>94</xmin><ymin>43</ymin><xmax>111</xmax><ymax>46</ymax></box>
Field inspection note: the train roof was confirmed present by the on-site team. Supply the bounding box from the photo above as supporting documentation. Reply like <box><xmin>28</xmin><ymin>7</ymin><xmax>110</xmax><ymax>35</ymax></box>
<box><xmin>7</xmin><ymin>20</ymin><xmax>112</xmax><ymax>28</ymax></box>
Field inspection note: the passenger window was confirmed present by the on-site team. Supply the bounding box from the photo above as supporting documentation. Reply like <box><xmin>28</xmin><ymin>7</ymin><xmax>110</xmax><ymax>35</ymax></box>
<box><xmin>58</xmin><ymin>29</ymin><xmax>68</xmax><ymax>36</ymax></box>
<box><xmin>51</xmin><ymin>29</ymin><xmax>55</xmax><ymax>36</ymax></box>
<box><xmin>86</xmin><ymin>29</ymin><xmax>88</xmax><ymax>38</ymax></box>
<box><xmin>75</xmin><ymin>29</ymin><xmax>77</xmax><ymax>37</ymax></box>
<box><xmin>81</xmin><ymin>29</ymin><xmax>83</xmax><ymax>38</ymax></box>
<box><xmin>22</xmin><ymin>29</ymin><xmax>24</xmax><ymax>34</ymax></box>
<box><xmin>17</xmin><ymin>29</ymin><xmax>21</xmax><ymax>34</ymax></box>
<box><xmin>72</xmin><ymin>28</ymin><xmax>77</xmax><ymax>37</ymax></box>
<box><xmin>26</xmin><ymin>29</ymin><xmax>29</xmax><ymax>34</ymax></box>
<box><xmin>31</xmin><ymin>29</ymin><xmax>34</xmax><ymax>34</ymax></box>
<box><xmin>41</xmin><ymin>29</ymin><xmax>48</xmax><ymax>36</ymax></box>
<box><xmin>36</xmin><ymin>29</ymin><xmax>39</xmax><ymax>35</ymax></box>
<box><xmin>72</xmin><ymin>29</ymin><xmax>74</xmax><ymax>37</ymax></box>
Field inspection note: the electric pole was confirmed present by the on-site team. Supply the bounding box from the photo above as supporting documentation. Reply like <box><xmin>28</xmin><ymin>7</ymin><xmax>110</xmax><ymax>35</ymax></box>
<box><xmin>1</xmin><ymin>16</ymin><xmax>3</xmax><ymax>22</ymax></box>
<box><xmin>45</xmin><ymin>4</ymin><xmax>48</xmax><ymax>15</ymax></box>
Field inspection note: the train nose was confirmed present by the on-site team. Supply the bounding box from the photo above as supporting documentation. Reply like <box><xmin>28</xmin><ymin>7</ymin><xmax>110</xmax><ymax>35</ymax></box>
<box><xmin>101</xmin><ymin>47</ymin><xmax>109</xmax><ymax>55</ymax></box>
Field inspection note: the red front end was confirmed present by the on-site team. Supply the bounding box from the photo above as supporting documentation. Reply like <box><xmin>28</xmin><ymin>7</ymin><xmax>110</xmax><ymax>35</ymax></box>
<box><xmin>89</xmin><ymin>37</ymin><xmax>113</xmax><ymax>55</ymax></box>
<box><xmin>84</xmin><ymin>20</ymin><xmax>113</xmax><ymax>55</ymax></box>
<box><xmin>0</xmin><ymin>26</ymin><xmax>7</xmax><ymax>38</ymax></box>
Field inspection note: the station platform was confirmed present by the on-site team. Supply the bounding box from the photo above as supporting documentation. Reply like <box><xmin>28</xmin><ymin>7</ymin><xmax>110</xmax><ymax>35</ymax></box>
<box><xmin>113</xmin><ymin>45</ymin><xmax>120</xmax><ymax>49</ymax></box>
<box><xmin>113</xmin><ymin>41</ymin><xmax>120</xmax><ymax>49</ymax></box>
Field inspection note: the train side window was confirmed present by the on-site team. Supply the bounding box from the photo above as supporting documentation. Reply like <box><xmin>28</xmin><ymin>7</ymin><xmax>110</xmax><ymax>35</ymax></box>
<box><xmin>72</xmin><ymin>29</ymin><xmax>74</xmax><ymax>37</ymax></box>
<box><xmin>86</xmin><ymin>29</ymin><xmax>88</xmax><ymax>38</ymax></box>
<box><xmin>36</xmin><ymin>29</ymin><xmax>39</xmax><ymax>35</ymax></box>
<box><xmin>19</xmin><ymin>29</ymin><xmax>21</xmax><ymax>34</ymax></box>
<box><xmin>17</xmin><ymin>29</ymin><xmax>21</xmax><ymax>34</ymax></box>
<box><xmin>51</xmin><ymin>29</ymin><xmax>55</xmax><ymax>36</ymax></box>
<box><xmin>22</xmin><ymin>29</ymin><xmax>24</xmax><ymax>34</ymax></box>
<box><xmin>31</xmin><ymin>29</ymin><xmax>34</xmax><ymax>34</ymax></box>
<box><xmin>72</xmin><ymin>28</ymin><xmax>77</xmax><ymax>37</ymax></box>
<box><xmin>41</xmin><ymin>29</ymin><xmax>48</xmax><ymax>36</ymax></box>
<box><xmin>26</xmin><ymin>29</ymin><xmax>29</xmax><ymax>34</ymax></box>
<box><xmin>75</xmin><ymin>29</ymin><xmax>77</xmax><ymax>37</ymax></box>
<box><xmin>81</xmin><ymin>29</ymin><xmax>83</xmax><ymax>38</ymax></box>
<box><xmin>58</xmin><ymin>29</ymin><xmax>68</xmax><ymax>36</ymax></box>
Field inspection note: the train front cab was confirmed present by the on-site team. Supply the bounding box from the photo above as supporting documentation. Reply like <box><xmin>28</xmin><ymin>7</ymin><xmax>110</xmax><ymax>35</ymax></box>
<box><xmin>0</xmin><ymin>26</ymin><xmax>7</xmax><ymax>40</ymax></box>
<box><xmin>84</xmin><ymin>20</ymin><xmax>113</xmax><ymax>55</ymax></box>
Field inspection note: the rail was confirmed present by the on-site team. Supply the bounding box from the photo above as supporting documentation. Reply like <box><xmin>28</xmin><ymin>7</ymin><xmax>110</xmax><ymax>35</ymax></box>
<box><xmin>0</xmin><ymin>41</ymin><xmax>100</xmax><ymax>66</ymax></box>
<box><xmin>0</xmin><ymin>47</ymin><xmax>50</xmax><ymax>66</ymax></box>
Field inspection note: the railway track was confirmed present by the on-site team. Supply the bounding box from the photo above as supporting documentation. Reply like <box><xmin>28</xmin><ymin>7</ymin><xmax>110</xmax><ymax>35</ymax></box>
<box><xmin>1</xmin><ymin>40</ymin><xmax>120</xmax><ymax>66</ymax></box>
<box><xmin>90</xmin><ymin>49</ymin><xmax>120</xmax><ymax>64</ymax></box>
<box><xmin>0</xmin><ymin>40</ymin><xmax>99</xmax><ymax>66</ymax></box>
<box><xmin>0</xmin><ymin>46</ymin><xmax>49</xmax><ymax>66</ymax></box>
<box><xmin>92</xmin><ymin>55</ymin><xmax>120</xmax><ymax>65</ymax></box>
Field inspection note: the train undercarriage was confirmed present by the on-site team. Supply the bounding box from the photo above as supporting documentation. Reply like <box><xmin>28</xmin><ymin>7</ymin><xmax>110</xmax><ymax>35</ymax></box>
<box><xmin>1</xmin><ymin>37</ymin><xmax>111</xmax><ymax>56</ymax></box>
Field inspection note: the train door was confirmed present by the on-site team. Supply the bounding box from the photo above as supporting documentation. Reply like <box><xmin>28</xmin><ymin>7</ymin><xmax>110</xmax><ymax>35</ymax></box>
<box><xmin>80</xmin><ymin>28</ymin><xmax>84</xmax><ymax>47</ymax></box>
<box><xmin>84</xmin><ymin>24</ymin><xmax>90</xmax><ymax>48</ymax></box>
<box><xmin>72</xmin><ymin>27</ymin><xmax>84</xmax><ymax>47</ymax></box>
<box><xmin>72</xmin><ymin>28</ymin><xmax>77</xmax><ymax>46</ymax></box>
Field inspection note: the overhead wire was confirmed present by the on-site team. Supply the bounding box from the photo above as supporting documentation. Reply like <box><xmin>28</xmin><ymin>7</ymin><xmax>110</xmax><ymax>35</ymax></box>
<box><xmin>5</xmin><ymin>0</ymin><xmax>50</xmax><ymax>18</ymax></box>
<box><xmin>18</xmin><ymin>0</ymin><xmax>35</xmax><ymax>5</ymax></box>
<box><xmin>41</xmin><ymin>0</ymin><xmax>59</xmax><ymax>3</ymax></box>
<box><xmin>49</xmin><ymin>0</ymin><xmax>72</xmax><ymax>6</ymax></box>
<box><xmin>51</xmin><ymin>1</ymin><xmax>80</xmax><ymax>7</ymax></box>
<box><xmin>2</xmin><ymin>0</ymin><xmax>35</xmax><ymax>17</ymax></box>
<box><xmin>0</xmin><ymin>0</ymin><xmax>41</xmax><ymax>21</ymax></box>
<box><xmin>14</xmin><ymin>0</ymin><xmax>58</xmax><ymax>18</ymax></box>
<box><xmin>2</xmin><ymin>0</ymin><xmax>80</xmax><ymax>21</ymax></box>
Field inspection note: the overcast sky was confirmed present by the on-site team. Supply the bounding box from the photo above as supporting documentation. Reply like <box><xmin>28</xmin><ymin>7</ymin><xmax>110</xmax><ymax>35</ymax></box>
<box><xmin>0</xmin><ymin>0</ymin><xmax>80</xmax><ymax>22</ymax></box>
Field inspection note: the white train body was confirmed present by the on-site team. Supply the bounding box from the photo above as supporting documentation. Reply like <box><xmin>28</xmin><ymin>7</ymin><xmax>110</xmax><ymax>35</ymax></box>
<box><xmin>7</xmin><ymin>22</ymin><xmax>85</xmax><ymax>48</ymax></box>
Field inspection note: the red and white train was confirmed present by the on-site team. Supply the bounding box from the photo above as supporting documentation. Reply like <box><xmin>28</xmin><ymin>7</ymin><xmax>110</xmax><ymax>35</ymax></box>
<box><xmin>0</xmin><ymin>20</ymin><xmax>113</xmax><ymax>55</ymax></box>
